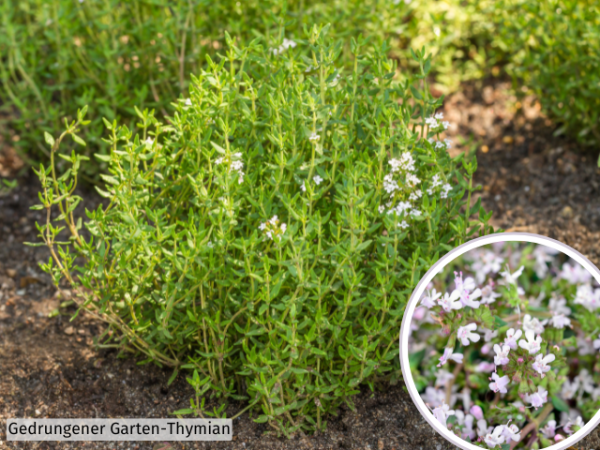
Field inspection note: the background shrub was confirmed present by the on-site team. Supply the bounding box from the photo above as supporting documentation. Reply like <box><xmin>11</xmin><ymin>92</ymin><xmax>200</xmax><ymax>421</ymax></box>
<box><xmin>495</xmin><ymin>0</ymin><xmax>600</xmax><ymax>147</ymax></box>
<box><xmin>34</xmin><ymin>28</ymin><xmax>493</xmax><ymax>433</ymax></box>
<box><xmin>0</xmin><ymin>0</ymin><xmax>409</xmax><ymax>180</ymax></box>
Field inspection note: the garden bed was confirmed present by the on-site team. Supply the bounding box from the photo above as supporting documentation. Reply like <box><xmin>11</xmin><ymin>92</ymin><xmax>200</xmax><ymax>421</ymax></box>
<box><xmin>1</xmin><ymin>79</ymin><xmax>600</xmax><ymax>450</ymax></box>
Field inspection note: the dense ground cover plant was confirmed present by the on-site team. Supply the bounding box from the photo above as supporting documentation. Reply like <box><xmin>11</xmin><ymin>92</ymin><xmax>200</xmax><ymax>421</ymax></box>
<box><xmin>1</xmin><ymin>0</ymin><xmax>410</xmax><ymax>179</ymax></box>
<box><xmin>495</xmin><ymin>0</ymin><xmax>600</xmax><ymax>148</ymax></box>
<box><xmin>410</xmin><ymin>242</ymin><xmax>600</xmax><ymax>448</ymax></box>
<box><xmin>32</xmin><ymin>28</ymin><xmax>493</xmax><ymax>434</ymax></box>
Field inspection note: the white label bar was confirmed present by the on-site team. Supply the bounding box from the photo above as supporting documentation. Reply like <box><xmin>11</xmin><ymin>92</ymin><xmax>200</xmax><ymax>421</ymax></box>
<box><xmin>7</xmin><ymin>419</ymin><xmax>232</xmax><ymax>441</ymax></box>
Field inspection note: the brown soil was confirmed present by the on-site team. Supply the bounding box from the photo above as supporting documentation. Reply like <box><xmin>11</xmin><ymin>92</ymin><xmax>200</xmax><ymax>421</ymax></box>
<box><xmin>1</xmin><ymin>80</ymin><xmax>600</xmax><ymax>450</ymax></box>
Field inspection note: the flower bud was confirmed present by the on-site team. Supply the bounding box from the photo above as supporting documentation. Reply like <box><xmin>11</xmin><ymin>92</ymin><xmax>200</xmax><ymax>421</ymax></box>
<box><xmin>554</xmin><ymin>434</ymin><xmax>565</xmax><ymax>442</ymax></box>
<box><xmin>470</xmin><ymin>405</ymin><xmax>484</xmax><ymax>421</ymax></box>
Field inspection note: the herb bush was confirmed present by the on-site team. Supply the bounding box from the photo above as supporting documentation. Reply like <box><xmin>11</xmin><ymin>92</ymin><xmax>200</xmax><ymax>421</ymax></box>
<box><xmin>33</xmin><ymin>28</ymin><xmax>494</xmax><ymax>433</ymax></box>
<box><xmin>410</xmin><ymin>242</ymin><xmax>600</xmax><ymax>448</ymax></box>
<box><xmin>1</xmin><ymin>0</ymin><xmax>409</xmax><ymax>179</ymax></box>
<box><xmin>495</xmin><ymin>0</ymin><xmax>600</xmax><ymax>147</ymax></box>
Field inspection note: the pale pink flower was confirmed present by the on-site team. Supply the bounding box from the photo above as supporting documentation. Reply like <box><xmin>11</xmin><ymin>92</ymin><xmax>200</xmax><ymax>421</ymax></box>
<box><xmin>504</xmin><ymin>328</ymin><xmax>522</xmax><ymax>350</ymax></box>
<box><xmin>438</xmin><ymin>348</ymin><xmax>464</xmax><ymax>367</ymax></box>
<box><xmin>484</xmin><ymin>425</ymin><xmax>506</xmax><ymax>448</ymax></box>
<box><xmin>532</xmin><ymin>353</ymin><xmax>555</xmax><ymax>377</ymax></box>
<box><xmin>420</xmin><ymin>289</ymin><xmax>441</xmax><ymax>308</ymax></box>
<box><xmin>550</xmin><ymin>313</ymin><xmax>571</xmax><ymax>329</ymax></box>
<box><xmin>541</xmin><ymin>420</ymin><xmax>556</xmax><ymax>439</ymax></box>
<box><xmin>489</xmin><ymin>373</ymin><xmax>510</xmax><ymax>394</ymax></box>
<box><xmin>457</xmin><ymin>323</ymin><xmax>480</xmax><ymax>346</ymax></box>
<box><xmin>523</xmin><ymin>314</ymin><xmax>547</xmax><ymax>334</ymax></box>
<box><xmin>500</xmin><ymin>265</ymin><xmax>524</xmax><ymax>285</ymax></box>
<box><xmin>493</xmin><ymin>344</ymin><xmax>511</xmax><ymax>366</ymax></box>
<box><xmin>524</xmin><ymin>386</ymin><xmax>548</xmax><ymax>409</ymax></box>
<box><xmin>438</xmin><ymin>291</ymin><xmax>462</xmax><ymax>312</ymax></box>
<box><xmin>501</xmin><ymin>424</ymin><xmax>521</xmax><ymax>442</ymax></box>
<box><xmin>432</xmin><ymin>402</ymin><xmax>455</xmax><ymax>428</ymax></box>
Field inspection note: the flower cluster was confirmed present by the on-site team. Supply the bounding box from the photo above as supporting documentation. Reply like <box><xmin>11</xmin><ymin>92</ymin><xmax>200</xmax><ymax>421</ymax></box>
<box><xmin>258</xmin><ymin>215</ymin><xmax>287</xmax><ymax>241</ymax></box>
<box><xmin>410</xmin><ymin>242</ymin><xmax>600</xmax><ymax>449</ymax></box>
<box><xmin>214</xmin><ymin>152</ymin><xmax>245</xmax><ymax>184</ymax></box>
<box><xmin>270</xmin><ymin>37</ymin><xmax>297</xmax><ymax>56</ymax></box>
<box><xmin>379</xmin><ymin>149</ymin><xmax>453</xmax><ymax>228</ymax></box>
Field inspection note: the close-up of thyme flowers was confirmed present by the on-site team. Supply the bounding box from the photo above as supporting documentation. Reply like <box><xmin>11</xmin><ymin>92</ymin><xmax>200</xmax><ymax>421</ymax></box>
<box><xmin>410</xmin><ymin>242</ymin><xmax>600</xmax><ymax>449</ymax></box>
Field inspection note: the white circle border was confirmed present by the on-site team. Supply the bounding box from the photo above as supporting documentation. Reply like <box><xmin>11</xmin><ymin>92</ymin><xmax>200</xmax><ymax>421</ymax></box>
<box><xmin>399</xmin><ymin>232</ymin><xmax>600</xmax><ymax>450</ymax></box>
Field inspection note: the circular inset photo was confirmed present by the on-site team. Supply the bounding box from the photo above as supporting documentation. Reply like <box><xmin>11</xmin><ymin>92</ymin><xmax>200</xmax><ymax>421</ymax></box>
<box><xmin>400</xmin><ymin>233</ymin><xmax>600</xmax><ymax>450</ymax></box>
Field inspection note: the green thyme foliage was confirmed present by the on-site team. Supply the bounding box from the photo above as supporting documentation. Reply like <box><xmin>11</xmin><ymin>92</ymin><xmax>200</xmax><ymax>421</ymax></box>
<box><xmin>495</xmin><ymin>0</ymin><xmax>600</xmax><ymax>146</ymax></box>
<box><xmin>0</xmin><ymin>0</ymin><xmax>409</xmax><ymax>179</ymax></box>
<box><xmin>33</xmin><ymin>28</ymin><xmax>493</xmax><ymax>433</ymax></box>
<box><xmin>402</xmin><ymin>0</ymin><xmax>501</xmax><ymax>94</ymax></box>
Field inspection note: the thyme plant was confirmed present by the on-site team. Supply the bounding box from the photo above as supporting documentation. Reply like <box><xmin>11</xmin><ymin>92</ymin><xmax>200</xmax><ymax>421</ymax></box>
<box><xmin>33</xmin><ymin>28</ymin><xmax>493</xmax><ymax>434</ymax></box>
<box><xmin>411</xmin><ymin>242</ymin><xmax>600</xmax><ymax>449</ymax></box>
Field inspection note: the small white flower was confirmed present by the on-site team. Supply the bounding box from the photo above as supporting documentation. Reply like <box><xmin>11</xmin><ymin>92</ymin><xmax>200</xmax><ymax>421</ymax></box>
<box><xmin>560</xmin><ymin>262</ymin><xmax>592</xmax><ymax>284</ymax></box>
<box><xmin>442</xmin><ymin>121</ymin><xmax>450</xmax><ymax>130</ymax></box>
<box><xmin>440</xmin><ymin>183</ymin><xmax>452</xmax><ymax>198</ymax></box>
<box><xmin>549</xmin><ymin>296</ymin><xmax>571</xmax><ymax>316</ymax></box>
<box><xmin>532</xmin><ymin>353</ymin><xmax>555</xmax><ymax>377</ymax></box>
<box><xmin>421</xmin><ymin>289</ymin><xmax>442</xmax><ymax>308</ymax></box>
<box><xmin>313</xmin><ymin>175</ymin><xmax>323</xmax><ymax>185</ymax></box>
<box><xmin>518</xmin><ymin>330</ymin><xmax>542</xmax><ymax>355</ymax></box>
<box><xmin>550</xmin><ymin>313</ymin><xmax>571</xmax><ymax>329</ymax></box>
<box><xmin>435</xmin><ymin>369</ymin><xmax>455</xmax><ymax>387</ymax></box>
<box><xmin>432</xmin><ymin>402</ymin><xmax>455</xmax><ymax>428</ymax></box>
<box><xmin>501</xmin><ymin>424</ymin><xmax>521</xmax><ymax>443</ymax></box>
<box><xmin>406</xmin><ymin>173</ymin><xmax>421</xmax><ymax>187</ymax></box>
<box><xmin>409</xmin><ymin>189</ymin><xmax>422</xmax><ymax>201</ymax></box>
<box><xmin>493</xmin><ymin>344</ymin><xmax>510</xmax><ymax>366</ymax></box>
<box><xmin>437</xmin><ymin>291</ymin><xmax>462</xmax><ymax>312</ymax></box>
<box><xmin>434</xmin><ymin>112</ymin><xmax>444</xmax><ymax>120</ymax></box>
<box><xmin>425</xmin><ymin>116</ymin><xmax>439</xmax><ymax>128</ymax></box>
<box><xmin>594</xmin><ymin>335</ymin><xmax>600</xmax><ymax>351</ymax></box>
<box><xmin>457</xmin><ymin>323</ymin><xmax>480</xmax><ymax>346</ymax></box>
<box><xmin>484</xmin><ymin>425</ymin><xmax>506</xmax><ymax>448</ymax></box>
<box><xmin>523</xmin><ymin>314</ymin><xmax>547</xmax><ymax>334</ymax></box>
<box><xmin>541</xmin><ymin>420</ymin><xmax>556</xmax><ymax>439</ymax></box>
<box><xmin>504</xmin><ymin>328</ymin><xmax>523</xmax><ymax>350</ymax></box>
<box><xmin>309</xmin><ymin>132</ymin><xmax>320</xmax><ymax>142</ymax></box>
<box><xmin>477</xmin><ymin>419</ymin><xmax>493</xmax><ymax>438</ymax></box>
<box><xmin>301</xmin><ymin>182</ymin><xmax>307</xmax><ymax>192</ymax></box>
<box><xmin>184</xmin><ymin>98</ymin><xmax>192</xmax><ymax>106</ymax></box>
<box><xmin>500</xmin><ymin>265</ymin><xmax>524</xmax><ymax>285</ymax></box>
<box><xmin>398</xmin><ymin>220</ymin><xmax>409</xmax><ymax>229</ymax></box>
<box><xmin>561</xmin><ymin>378</ymin><xmax>580</xmax><ymax>400</ymax></box>
<box><xmin>143</xmin><ymin>137</ymin><xmax>155</xmax><ymax>147</ymax></box>
<box><xmin>480</xmin><ymin>284</ymin><xmax>501</xmax><ymax>304</ymax></box>
<box><xmin>438</xmin><ymin>347</ymin><xmax>463</xmax><ymax>367</ymax></box>
<box><xmin>489</xmin><ymin>373</ymin><xmax>509</xmax><ymax>394</ymax></box>
<box><xmin>524</xmin><ymin>386</ymin><xmax>548</xmax><ymax>409</ymax></box>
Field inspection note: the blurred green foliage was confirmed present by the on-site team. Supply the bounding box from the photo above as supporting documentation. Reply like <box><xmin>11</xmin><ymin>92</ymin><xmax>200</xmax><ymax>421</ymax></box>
<box><xmin>496</xmin><ymin>0</ymin><xmax>600</xmax><ymax>147</ymax></box>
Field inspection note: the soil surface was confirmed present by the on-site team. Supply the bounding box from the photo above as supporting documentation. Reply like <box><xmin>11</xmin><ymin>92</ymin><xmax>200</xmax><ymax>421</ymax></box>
<box><xmin>1</xmin><ymin>80</ymin><xmax>600</xmax><ymax>450</ymax></box>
